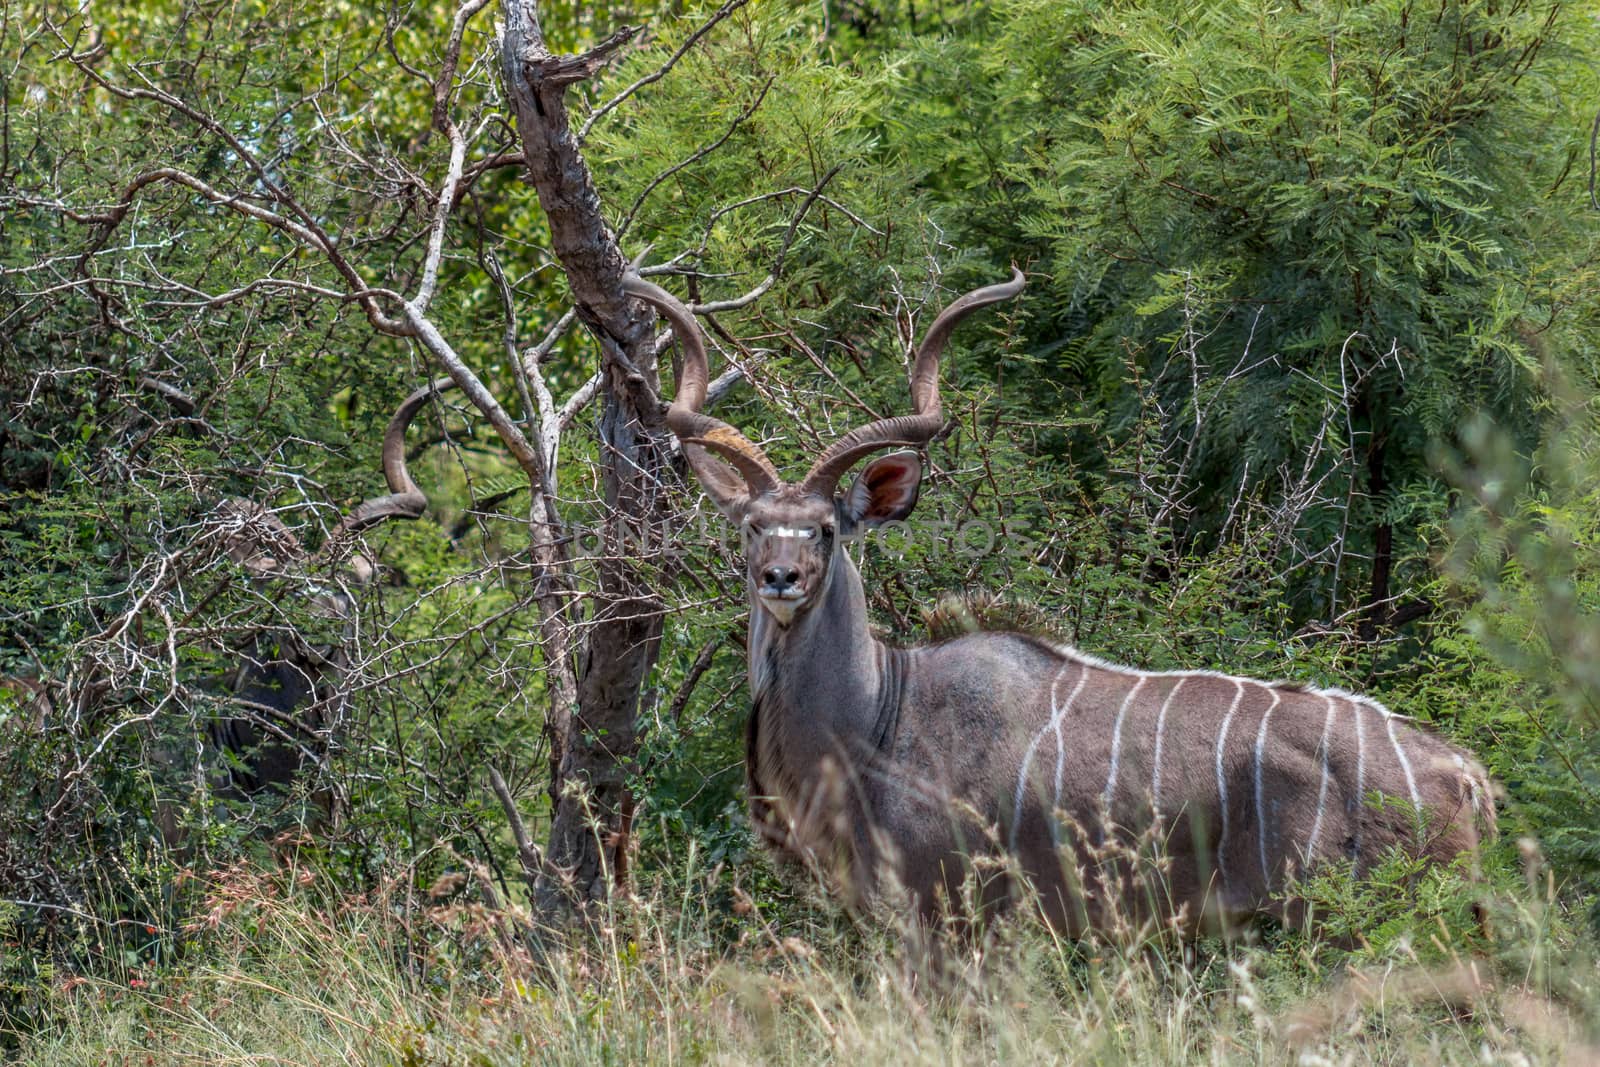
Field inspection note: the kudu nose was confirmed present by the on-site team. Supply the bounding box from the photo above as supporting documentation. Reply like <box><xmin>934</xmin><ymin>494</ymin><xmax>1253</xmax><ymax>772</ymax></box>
<box><xmin>761</xmin><ymin>565</ymin><xmax>800</xmax><ymax>591</ymax></box>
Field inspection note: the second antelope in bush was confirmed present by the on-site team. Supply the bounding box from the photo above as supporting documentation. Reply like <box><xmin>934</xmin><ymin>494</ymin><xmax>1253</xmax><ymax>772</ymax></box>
<box><xmin>624</xmin><ymin>268</ymin><xmax>1493</xmax><ymax>936</ymax></box>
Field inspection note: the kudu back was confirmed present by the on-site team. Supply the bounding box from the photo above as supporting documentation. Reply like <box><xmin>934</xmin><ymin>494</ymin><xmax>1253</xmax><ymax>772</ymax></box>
<box><xmin>624</xmin><ymin>269</ymin><xmax>1494</xmax><ymax>937</ymax></box>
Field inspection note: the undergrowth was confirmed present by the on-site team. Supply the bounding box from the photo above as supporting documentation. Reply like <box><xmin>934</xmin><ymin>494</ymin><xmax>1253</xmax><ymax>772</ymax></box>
<box><xmin>11</xmin><ymin>845</ymin><xmax>1597</xmax><ymax>1067</ymax></box>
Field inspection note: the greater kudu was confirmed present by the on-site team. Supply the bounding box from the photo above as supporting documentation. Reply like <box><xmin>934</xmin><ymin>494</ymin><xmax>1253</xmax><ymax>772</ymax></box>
<box><xmin>623</xmin><ymin>269</ymin><xmax>1493</xmax><ymax>937</ymax></box>
<box><xmin>106</xmin><ymin>379</ymin><xmax>438</xmax><ymax>838</ymax></box>
<box><xmin>197</xmin><ymin>381</ymin><xmax>437</xmax><ymax>812</ymax></box>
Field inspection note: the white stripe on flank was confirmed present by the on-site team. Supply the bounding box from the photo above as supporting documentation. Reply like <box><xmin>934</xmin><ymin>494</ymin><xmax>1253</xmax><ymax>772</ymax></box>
<box><xmin>1304</xmin><ymin>695</ymin><xmax>1338</xmax><ymax>862</ymax></box>
<box><xmin>1011</xmin><ymin>661</ymin><xmax>1081</xmax><ymax>849</ymax></box>
<box><xmin>1150</xmin><ymin>676</ymin><xmax>1186</xmax><ymax>817</ymax></box>
<box><xmin>1254</xmin><ymin>687</ymin><xmax>1282</xmax><ymax>884</ymax></box>
<box><xmin>1102</xmin><ymin>676</ymin><xmax>1147</xmax><ymax>813</ymax></box>
<box><xmin>1213</xmin><ymin>679</ymin><xmax>1246</xmax><ymax>889</ymax></box>
<box><xmin>1351</xmin><ymin>698</ymin><xmax>1367</xmax><ymax>859</ymax></box>
<box><xmin>1052</xmin><ymin>668</ymin><xmax>1094</xmax><ymax>809</ymax></box>
<box><xmin>1382</xmin><ymin>708</ymin><xmax>1422</xmax><ymax>808</ymax></box>
<box><xmin>1011</xmin><ymin>676</ymin><xmax>1061</xmax><ymax>849</ymax></box>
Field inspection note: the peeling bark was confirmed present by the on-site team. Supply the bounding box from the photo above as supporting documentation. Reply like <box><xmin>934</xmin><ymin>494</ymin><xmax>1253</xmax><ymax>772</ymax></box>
<box><xmin>499</xmin><ymin>0</ymin><xmax>668</xmax><ymax>921</ymax></box>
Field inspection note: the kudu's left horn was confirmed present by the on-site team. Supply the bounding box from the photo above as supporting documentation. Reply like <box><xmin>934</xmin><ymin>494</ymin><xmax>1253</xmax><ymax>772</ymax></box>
<box><xmin>800</xmin><ymin>268</ymin><xmax>1026</xmax><ymax>497</ymax></box>
<box><xmin>322</xmin><ymin>377</ymin><xmax>441</xmax><ymax>546</ymax></box>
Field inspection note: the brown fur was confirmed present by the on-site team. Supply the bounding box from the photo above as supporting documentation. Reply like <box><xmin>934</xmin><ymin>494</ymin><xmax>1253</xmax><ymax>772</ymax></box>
<box><xmin>629</xmin><ymin>267</ymin><xmax>1494</xmax><ymax>940</ymax></box>
<box><xmin>751</xmin><ymin>615</ymin><xmax>1495</xmax><ymax>938</ymax></box>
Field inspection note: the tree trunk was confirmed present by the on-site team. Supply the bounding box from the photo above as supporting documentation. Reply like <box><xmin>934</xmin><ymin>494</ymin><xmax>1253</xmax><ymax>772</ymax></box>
<box><xmin>499</xmin><ymin>0</ymin><xmax>667</xmax><ymax>920</ymax></box>
<box><xmin>1360</xmin><ymin>429</ymin><xmax>1392</xmax><ymax>642</ymax></box>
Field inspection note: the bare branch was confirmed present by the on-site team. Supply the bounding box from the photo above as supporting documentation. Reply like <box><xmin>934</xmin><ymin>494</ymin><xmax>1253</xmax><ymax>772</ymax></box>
<box><xmin>523</xmin><ymin>310</ymin><xmax>581</xmax><ymax>479</ymax></box>
<box><xmin>674</xmin><ymin>162</ymin><xmax>849</xmax><ymax>317</ymax></box>
<box><xmin>699</xmin><ymin>186</ymin><xmax>883</xmax><ymax>244</ymax></box>
<box><xmin>617</xmin><ymin>75</ymin><xmax>775</xmax><ymax>239</ymax></box>
<box><xmin>1590</xmin><ymin>106</ymin><xmax>1600</xmax><ymax>212</ymax></box>
<box><xmin>84</xmin><ymin>169</ymin><xmax>327</xmax><ymax>261</ymax></box>
<box><xmin>414</xmin><ymin>114</ymin><xmax>478</xmax><ymax>314</ymax></box>
<box><xmin>489</xmin><ymin>767</ymin><xmax>545</xmax><ymax>894</ymax></box>
<box><xmin>432</xmin><ymin>0</ymin><xmax>495</xmax><ymax>132</ymax></box>
<box><xmin>577</xmin><ymin>0</ymin><xmax>751</xmax><ymax>144</ymax></box>
<box><xmin>137</xmin><ymin>376</ymin><xmax>196</xmax><ymax>416</ymax></box>
<box><xmin>556</xmin><ymin>372</ymin><xmax>604</xmax><ymax>431</ymax></box>
<box><xmin>43</xmin><ymin>15</ymin><xmax>408</xmax><ymax>334</ymax></box>
<box><xmin>402</xmin><ymin>304</ymin><xmax>543</xmax><ymax>481</ymax></box>
<box><xmin>667</xmin><ymin>636</ymin><xmax>724</xmax><ymax>726</ymax></box>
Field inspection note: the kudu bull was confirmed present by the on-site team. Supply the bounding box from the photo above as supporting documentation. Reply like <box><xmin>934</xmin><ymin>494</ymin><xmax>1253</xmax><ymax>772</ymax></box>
<box><xmin>0</xmin><ymin>383</ymin><xmax>435</xmax><ymax>852</ymax></box>
<box><xmin>109</xmin><ymin>378</ymin><xmax>438</xmax><ymax>836</ymax></box>
<box><xmin>623</xmin><ymin>268</ymin><xmax>1494</xmax><ymax>937</ymax></box>
<box><xmin>197</xmin><ymin>381</ymin><xmax>437</xmax><ymax>810</ymax></box>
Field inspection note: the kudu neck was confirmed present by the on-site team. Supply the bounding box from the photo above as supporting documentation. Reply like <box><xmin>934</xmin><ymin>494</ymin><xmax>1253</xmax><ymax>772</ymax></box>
<box><xmin>747</xmin><ymin>551</ymin><xmax>891</xmax><ymax>738</ymax></box>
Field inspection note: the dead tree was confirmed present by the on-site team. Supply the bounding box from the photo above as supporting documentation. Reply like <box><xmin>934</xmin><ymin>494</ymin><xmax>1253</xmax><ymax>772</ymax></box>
<box><xmin>498</xmin><ymin>1</ymin><xmax>669</xmax><ymax>917</ymax></box>
<box><xmin>24</xmin><ymin>0</ymin><xmax>809</xmax><ymax>925</ymax></box>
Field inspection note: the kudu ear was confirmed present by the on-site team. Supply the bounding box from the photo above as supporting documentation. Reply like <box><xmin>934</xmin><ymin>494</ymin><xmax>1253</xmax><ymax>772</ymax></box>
<box><xmin>682</xmin><ymin>442</ymin><xmax>750</xmax><ymax>519</ymax></box>
<box><xmin>841</xmin><ymin>450</ymin><xmax>922</xmax><ymax>530</ymax></box>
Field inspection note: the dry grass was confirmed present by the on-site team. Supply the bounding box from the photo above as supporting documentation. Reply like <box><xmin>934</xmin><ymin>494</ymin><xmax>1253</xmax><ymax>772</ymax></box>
<box><xmin>11</xmin><ymin>845</ymin><xmax>1599</xmax><ymax>1067</ymax></box>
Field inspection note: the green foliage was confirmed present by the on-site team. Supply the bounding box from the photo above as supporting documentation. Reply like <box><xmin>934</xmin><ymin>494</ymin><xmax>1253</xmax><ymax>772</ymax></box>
<box><xmin>1289</xmin><ymin>827</ymin><xmax>1491</xmax><ymax>960</ymax></box>
<box><xmin>1418</xmin><ymin>374</ymin><xmax>1600</xmax><ymax>921</ymax></box>
<box><xmin>888</xmin><ymin>0</ymin><xmax>1600</xmax><ymax>621</ymax></box>
<box><xmin>5</xmin><ymin>0</ymin><xmax>1600</xmax><ymax>1050</ymax></box>
<box><xmin>9</xmin><ymin>858</ymin><xmax>1600</xmax><ymax>1064</ymax></box>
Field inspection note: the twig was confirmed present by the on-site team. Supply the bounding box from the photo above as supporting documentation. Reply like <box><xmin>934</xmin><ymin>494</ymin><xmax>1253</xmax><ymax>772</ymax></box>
<box><xmin>0</xmin><ymin>898</ymin><xmax>163</xmax><ymax>932</ymax></box>
<box><xmin>431</xmin><ymin>0</ymin><xmax>494</xmax><ymax>133</ymax></box>
<box><xmin>489</xmin><ymin>767</ymin><xmax>544</xmax><ymax>895</ymax></box>
<box><xmin>578</xmin><ymin>0</ymin><xmax>751</xmax><ymax>143</ymax></box>
<box><xmin>1589</xmin><ymin>106</ymin><xmax>1600</xmax><ymax>212</ymax></box>
<box><xmin>667</xmin><ymin>636</ymin><xmax>724</xmax><ymax>726</ymax></box>
<box><xmin>618</xmin><ymin>75</ymin><xmax>775</xmax><ymax>239</ymax></box>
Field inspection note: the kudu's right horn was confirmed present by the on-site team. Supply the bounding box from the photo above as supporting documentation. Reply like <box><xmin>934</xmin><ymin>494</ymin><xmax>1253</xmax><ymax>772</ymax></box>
<box><xmin>622</xmin><ymin>272</ymin><xmax>780</xmax><ymax>493</ymax></box>
<box><xmin>322</xmin><ymin>377</ymin><xmax>441</xmax><ymax>546</ymax></box>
